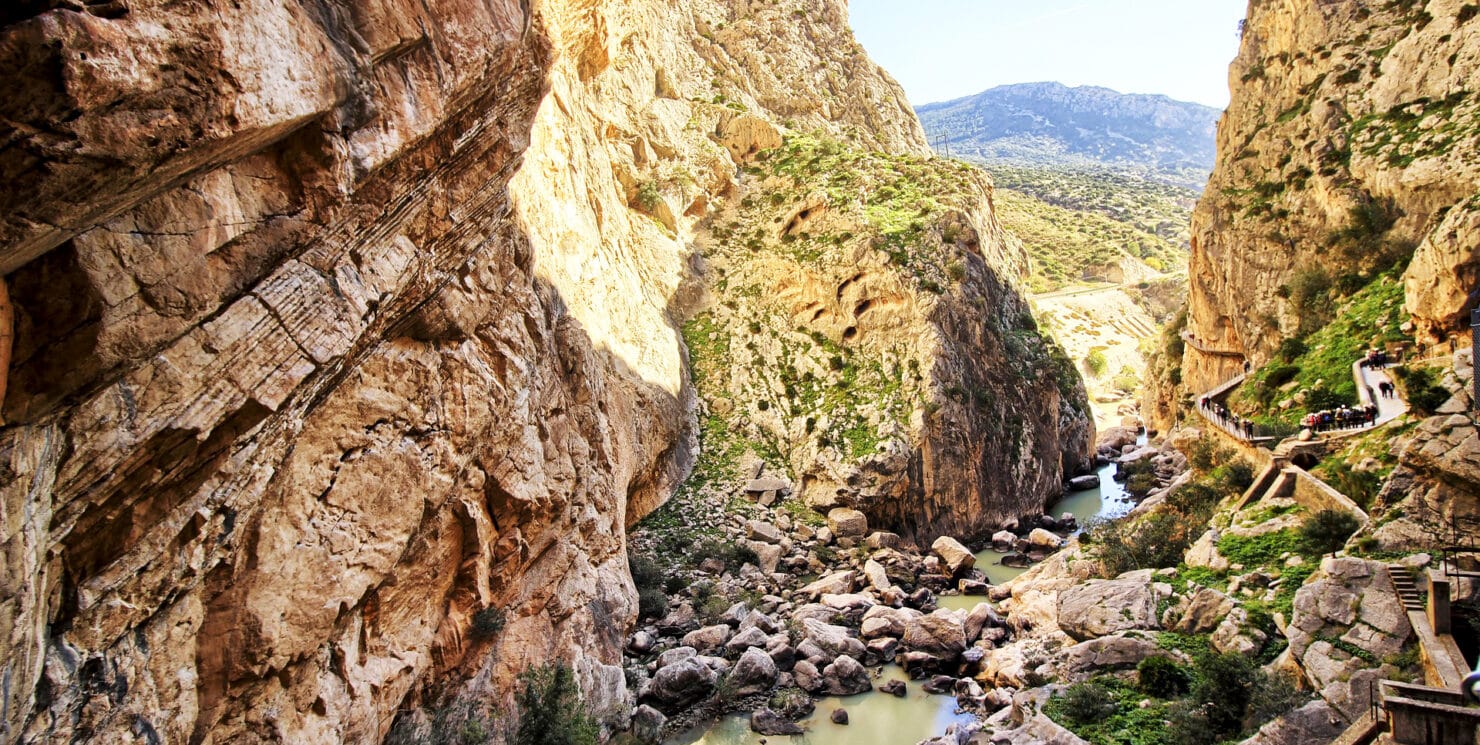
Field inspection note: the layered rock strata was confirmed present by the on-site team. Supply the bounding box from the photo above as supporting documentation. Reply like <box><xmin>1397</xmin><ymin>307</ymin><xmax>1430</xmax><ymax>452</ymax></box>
<box><xmin>0</xmin><ymin>0</ymin><xmax>1090</xmax><ymax>741</ymax></box>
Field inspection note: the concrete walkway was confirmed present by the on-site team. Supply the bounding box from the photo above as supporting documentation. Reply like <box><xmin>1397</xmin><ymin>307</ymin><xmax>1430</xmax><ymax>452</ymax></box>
<box><xmin>1354</xmin><ymin>361</ymin><xmax>1409</xmax><ymax>426</ymax></box>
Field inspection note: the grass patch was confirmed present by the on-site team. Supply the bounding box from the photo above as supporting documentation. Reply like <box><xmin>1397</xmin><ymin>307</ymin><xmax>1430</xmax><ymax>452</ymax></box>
<box><xmin>1232</xmin><ymin>271</ymin><xmax>1411</xmax><ymax>426</ymax></box>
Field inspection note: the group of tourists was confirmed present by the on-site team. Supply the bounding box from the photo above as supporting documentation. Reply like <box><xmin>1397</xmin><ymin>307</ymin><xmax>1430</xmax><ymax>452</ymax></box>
<box><xmin>1198</xmin><ymin>397</ymin><xmax>1256</xmax><ymax>440</ymax></box>
<box><xmin>1361</xmin><ymin>348</ymin><xmax>1393</xmax><ymax>368</ymax></box>
<box><xmin>1377</xmin><ymin>380</ymin><xmax>1397</xmax><ymax>398</ymax></box>
<box><xmin>1302</xmin><ymin>404</ymin><xmax>1379</xmax><ymax>432</ymax></box>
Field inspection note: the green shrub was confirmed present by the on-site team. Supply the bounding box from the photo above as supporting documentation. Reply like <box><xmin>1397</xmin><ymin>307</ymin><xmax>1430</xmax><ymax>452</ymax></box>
<box><xmin>690</xmin><ymin>538</ymin><xmax>759</xmax><ymax>572</ymax></box>
<box><xmin>1137</xmin><ymin>656</ymin><xmax>1191</xmax><ymax>698</ymax></box>
<box><xmin>515</xmin><ymin>664</ymin><xmax>599</xmax><ymax>745</ymax></box>
<box><xmin>635</xmin><ymin>181</ymin><xmax>662</xmax><ymax>211</ymax></box>
<box><xmin>1057</xmin><ymin>680</ymin><xmax>1119</xmax><ymax>724</ymax></box>
<box><xmin>1265</xmin><ymin>364</ymin><xmax>1300</xmax><ymax>388</ymax></box>
<box><xmin>1214</xmin><ymin>459</ymin><xmax>1256</xmax><ymax>494</ymax></box>
<box><xmin>1218</xmin><ymin>529</ymin><xmax>1303</xmax><ymax>567</ymax></box>
<box><xmin>1084</xmin><ymin>349</ymin><xmax>1109</xmax><ymax>378</ymax></box>
<box><xmin>1091</xmin><ymin>511</ymin><xmax>1198</xmax><ymax>576</ymax></box>
<box><xmin>629</xmin><ymin>555</ymin><xmax>668</xmax><ymax>619</ymax></box>
<box><xmin>1277</xmin><ymin>337</ymin><xmax>1308</xmax><ymax>362</ymax></box>
<box><xmin>1191</xmin><ymin>653</ymin><xmax>1256</xmax><ymax>738</ymax></box>
<box><xmin>637</xmin><ymin>588</ymin><xmax>667</xmax><ymax>619</ymax></box>
<box><xmin>1301</xmin><ymin>509</ymin><xmax>1360</xmax><ymax>557</ymax></box>
<box><xmin>472</xmin><ymin>608</ymin><xmax>507</xmax><ymax>639</ymax></box>
<box><xmin>1393</xmin><ymin>365</ymin><xmax>1451</xmax><ymax>414</ymax></box>
<box><xmin>1186</xmin><ymin>437</ymin><xmax>1230</xmax><ymax>474</ymax></box>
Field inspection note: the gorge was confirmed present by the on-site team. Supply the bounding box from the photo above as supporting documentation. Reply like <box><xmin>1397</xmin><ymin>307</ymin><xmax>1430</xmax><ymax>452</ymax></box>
<box><xmin>2</xmin><ymin>1</ymin><xmax>1479</xmax><ymax>744</ymax></box>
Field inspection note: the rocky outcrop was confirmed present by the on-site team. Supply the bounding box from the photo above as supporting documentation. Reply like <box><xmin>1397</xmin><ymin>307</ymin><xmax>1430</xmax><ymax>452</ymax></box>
<box><xmin>685</xmin><ymin>130</ymin><xmax>1093</xmax><ymax>542</ymax></box>
<box><xmin>1285</xmin><ymin>558</ymin><xmax>1413</xmax><ymax>721</ymax></box>
<box><xmin>1156</xmin><ymin>0</ymin><xmax>1480</xmax><ymax>422</ymax></box>
<box><xmin>0</xmin><ymin>0</ymin><xmax>1023</xmax><ymax>742</ymax></box>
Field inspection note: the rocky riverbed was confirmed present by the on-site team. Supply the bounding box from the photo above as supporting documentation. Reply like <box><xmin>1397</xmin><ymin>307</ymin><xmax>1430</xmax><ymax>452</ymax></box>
<box><xmin>622</xmin><ymin>423</ymin><xmax>1191</xmax><ymax>744</ymax></box>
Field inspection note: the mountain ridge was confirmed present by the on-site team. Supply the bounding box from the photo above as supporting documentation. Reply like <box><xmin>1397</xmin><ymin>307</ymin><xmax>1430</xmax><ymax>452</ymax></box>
<box><xmin>917</xmin><ymin>81</ymin><xmax>1221</xmax><ymax>186</ymax></box>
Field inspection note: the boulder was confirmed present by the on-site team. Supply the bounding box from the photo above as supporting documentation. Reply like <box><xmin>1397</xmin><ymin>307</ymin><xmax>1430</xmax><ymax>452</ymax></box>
<box><xmin>826</xmin><ymin>508</ymin><xmax>868</xmax><ymax>539</ymax></box>
<box><xmin>902</xmin><ymin>609</ymin><xmax>967</xmax><ymax>658</ymax></box>
<box><xmin>627</xmin><ymin>631</ymin><xmax>655</xmax><ymax>655</ymax></box>
<box><xmin>657</xmin><ymin>646</ymin><xmax>697</xmax><ymax>668</ymax></box>
<box><xmin>1027</xmin><ymin>528</ymin><xmax>1063</xmax><ymax>550</ymax></box>
<box><xmin>792</xmin><ymin>659</ymin><xmax>823</xmax><ymax>693</ymax></box>
<box><xmin>739</xmin><ymin>610</ymin><xmax>781</xmax><ymax>634</ymax></box>
<box><xmin>958</xmin><ymin>579</ymin><xmax>990</xmax><ymax>596</ymax></box>
<box><xmin>1210</xmin><ymin>607</ymin><xmax>1266</xmax><ymax>656</ymax></box>
<box><xmin>816</xmin><ymin>526</ymin><xmax>834</xmax><ymax>545</ymax></box>
<box><xmin>746</xmin><ymin>520</ymin><xmax>785</xmax><ymax>544</ymax></box>
<box><xmin>1068</xmin><ymin>474</ymin><xmax>1101</xmax><ymax>491</ymax></box>
<box><xmin>631</xmin><ymin>705</ymin><xmax>666</xmax><ymax>744</ymax></box>
<box><xmin>1174</xmin><ymin>587</ymin><xmax>1234</xmax><ymax>634</ymax></box>
<box><xmin>866</xmin><ymin>531</ymin><xmax>902</xmax><ymax>550</ymax></box>
<box><xmin>863</xmin><ymin>559</ymin><xmax>892</xmax><ymax>592</ymax></box>
<box><xmin>822</xmin><ymin>654</ymin><xmax>872</xmax><ymax>695</ymax></box>
<box><xmin>725</xmin><ymin>647</ymin><xmax>779</xmax><ymax>697</ymax></box>
<box><xmin>799</xmin><ymin>570</ymin><xmax>855</xmax><ymax>599</ymax></box>
<box><xmin>681</xmin><ymin>624</ymin><xmax>733</xmax><ymax>653</ymax></box>
<box><xmin>1058</xmin><ymin>633</ymin><xmax>1168</xmax><ymax>677</ymax></box>
<box><xmin>821</xmin><ymin>593</ymin><xmax>876</xmax><ymax>612</ymax></box>
<box><xmin>866</xmin><ymin>636</ymin><xmax>900</xmax><ymax>660</ymax></box>
<box><xmin>1096</xmin><ymin>426</ymin><xmax>1140</xmax><ymax>452</ymax></box>
<box><xmin>931</xmin><ymin>536</ymin><xmax>976</xmax><ymax>575</ymax></box>
<box><xmin>1057</xmin><ymin>570</ymin><xmax>1158</xmax><ymax>641</ymax></box>
<box><xmin>748</xmin><ymin>541</ymin><xmax>783</xmax><ymax>574</ymax></box>
<box><xmin>1239</xmin><ymin>699</ymin><xmax>1347</xmax><ymax>745</ymax></box>
<box><xmin>879</xmin><ymin>679</ymin><xmax>907</xmax><ymax>697</ymax></box>
<box><xmin>830</xmin><ymin>708</ymin><xmax>849</xmax><ymax>725</ymax></box>
<box><xmin>860</xmin><ymin>605</ymin><xmax>923</xmax><ymax>639</ymax></box>
<box><xmin>963</xmin><ymin>602</ymin><xmax>1004</xmax><ymax>643</ymax></box>
<box><xmin>750</xmin><ymin>708</ymin><xmax>804</xmax><ymax>736</ymax></box>
<box><xmin>921</xmin><ymin>675</ymin><xmax>957</xmax><ymax>695</ymax></box>
<box><xmin>802</xmin><ymin>619</ymin><xmax>866</xmax><ymax>661</ymax></box>
<box><xmin>725</xmin><ymin>626</ymin><xmax>771</xmax><ymax>655</ymax></box>
<box><xmin>991</xmin><ymin>530</ymin><xmax>1017</xmax><ymax>551</ymax></box>
<box><xmin>642</xmin><ymin>657</ymin><xmax>718</xmax><ymax>713</ymax></box>
<box><xmin>745</xmin><ymin>477</ymin><xmax>791</xmax><ymax>496</ymax></box>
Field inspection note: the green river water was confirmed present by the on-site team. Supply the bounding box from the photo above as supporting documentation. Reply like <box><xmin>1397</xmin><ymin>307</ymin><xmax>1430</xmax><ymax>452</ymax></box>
<box><xmin>669</xmin><ymin>448</ymin><xmax>1139</xmax><ymax>744</ymax></box>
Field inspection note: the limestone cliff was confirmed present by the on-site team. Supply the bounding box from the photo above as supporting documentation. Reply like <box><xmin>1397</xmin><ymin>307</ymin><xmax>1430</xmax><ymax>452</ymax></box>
<box><xmin>1157</xmin><ymin>0</ymin><xmax>1480</xmax><ymax>423</ymax></box>
<box><xmin>685</xmin><ymin>136</ymin><xmax>1092</xmax><ymax>541</ymax></box>
<box><xmin>0</xmin><ymin>0</ymin><xmax>1088</xmax><ymax>742</ymax></box>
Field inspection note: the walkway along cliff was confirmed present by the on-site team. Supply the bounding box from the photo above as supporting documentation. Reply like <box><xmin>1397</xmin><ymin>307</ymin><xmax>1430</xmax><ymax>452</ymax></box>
<box><xmin>0</xmin><ymin>0</ymin><xmax>1090</xmax><ymax>741</ymax></box>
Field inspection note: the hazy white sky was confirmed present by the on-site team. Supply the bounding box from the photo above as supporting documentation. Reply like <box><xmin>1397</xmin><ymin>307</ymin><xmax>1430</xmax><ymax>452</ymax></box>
<box><xmin>849</xmin><ymin>0</ymin><xmax>1249</xmax><ymax>109</ymax></box>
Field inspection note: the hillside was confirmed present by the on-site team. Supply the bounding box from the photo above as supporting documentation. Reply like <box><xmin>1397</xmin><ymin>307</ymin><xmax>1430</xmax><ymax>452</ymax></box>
<box><xmin>917</xmin><ymin>82</ymin><xmax>1221</xmax><ymax>188</ymax></box>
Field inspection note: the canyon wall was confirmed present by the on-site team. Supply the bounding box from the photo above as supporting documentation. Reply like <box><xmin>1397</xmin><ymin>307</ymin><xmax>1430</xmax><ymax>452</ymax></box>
<box><xmin>1155</xmin><ymin>0</ymin><xmax>1480</xmax><ymax>423</ymax></box>
<box><xmin>0</xmin><ymin>0</ymin><xmax>1089</xmax><ymax>741</ymax></box>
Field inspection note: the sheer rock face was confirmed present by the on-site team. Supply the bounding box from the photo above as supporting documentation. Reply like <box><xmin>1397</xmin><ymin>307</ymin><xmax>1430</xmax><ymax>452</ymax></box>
<box><xmin>0</xmin><ymin>0</ymin><xmax>1081</xmax><ymax>742</ymax></box>
<box><xmin>1158</xmin><ymin>0</ymin><xmax>1480</xmax><ymax>422</ymax></box>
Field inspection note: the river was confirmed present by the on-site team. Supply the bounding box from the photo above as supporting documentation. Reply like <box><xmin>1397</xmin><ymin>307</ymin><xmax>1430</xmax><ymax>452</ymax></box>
<box><xmin>667</xmin><ymin>443</ymin><xmax>1139</xmax><ymax>744</ymax></box>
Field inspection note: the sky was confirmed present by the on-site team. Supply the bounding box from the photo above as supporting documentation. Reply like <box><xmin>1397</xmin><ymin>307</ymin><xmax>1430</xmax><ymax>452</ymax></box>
<box><xmin>849</xmin><ymin>0</ymin><xmax>1249</xmax><ymax>109</ymax></box>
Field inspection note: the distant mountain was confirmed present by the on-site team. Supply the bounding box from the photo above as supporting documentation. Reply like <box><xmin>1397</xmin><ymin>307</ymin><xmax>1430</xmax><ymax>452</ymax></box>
<box><xmin>916</xmin><ymin>82</ymin><xmax>1220</xmax><ymax>187</ymax></box>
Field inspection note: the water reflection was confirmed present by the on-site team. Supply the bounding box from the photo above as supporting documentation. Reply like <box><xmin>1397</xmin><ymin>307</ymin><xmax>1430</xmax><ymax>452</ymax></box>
<box><xmin>939</xmin><ymin>448</ymin><xmax>1138</xmax><ymax>609</ymax></box>
<box><xmin>666</xmin><ymin>666</ymin><xmax>974</xmax><ymax>745</ymax></box>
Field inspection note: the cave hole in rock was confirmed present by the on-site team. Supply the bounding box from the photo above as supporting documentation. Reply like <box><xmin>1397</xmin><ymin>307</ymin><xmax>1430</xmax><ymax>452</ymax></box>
<box><xmin>843</xmin><ymin>326</ymin><xmax>858</xmax><ymax>341</ymax></box>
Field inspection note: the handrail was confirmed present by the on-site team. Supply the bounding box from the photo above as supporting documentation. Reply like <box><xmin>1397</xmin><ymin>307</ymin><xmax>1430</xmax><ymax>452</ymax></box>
<box><xmin>1179</xmin><ymin>331</ymin><xmax>1246</xmax><ymax>358</ymax></box>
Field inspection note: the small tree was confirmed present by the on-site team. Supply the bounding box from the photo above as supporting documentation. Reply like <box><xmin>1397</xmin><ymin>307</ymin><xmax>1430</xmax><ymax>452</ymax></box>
<box><xmin>1137</xmin><ymin>655</ymin><xmax>1190</xmax><ymax>698</ymax></box>
<box><xmin>1083</xmin><ymin>349</ymin><xmax>1109</xmax><ymax>378</ymax></box>
<box><xmin>1301</xmin><ymin>509</ymin><xmax>1360</xmax><ymax>558</ymax></box>
<box><xmin>515</xmin><ymin>664</ymin><xmax>599</xmax><ymax>745</ymax></box>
